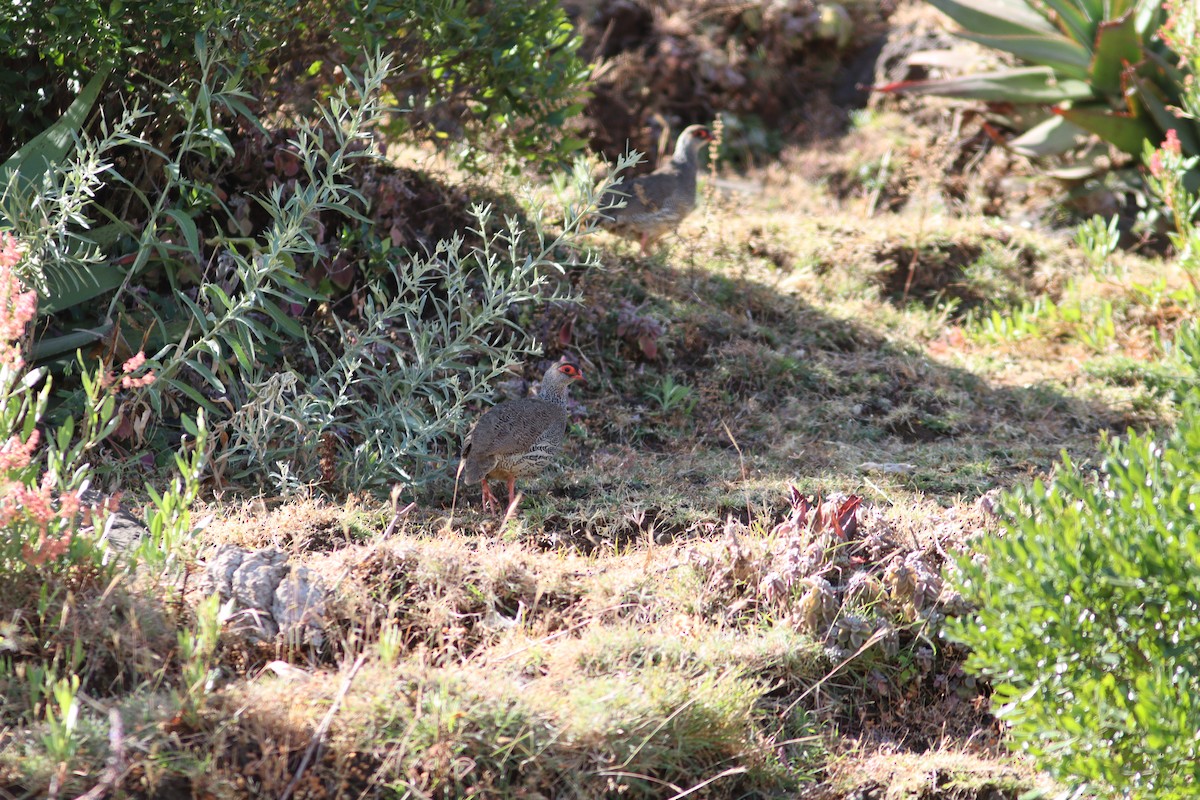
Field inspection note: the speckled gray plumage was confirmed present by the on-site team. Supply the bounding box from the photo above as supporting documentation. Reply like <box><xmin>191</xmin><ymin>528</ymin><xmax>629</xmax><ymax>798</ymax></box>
<box><xmin>600</xmin><ymin>124</ymin><xmax>712</xmax><ymax>250</ymax></box>
<box><xmin>461</xmin><ymin>360</ymin><xmax>582</xmax><ymax>508</ymax></box>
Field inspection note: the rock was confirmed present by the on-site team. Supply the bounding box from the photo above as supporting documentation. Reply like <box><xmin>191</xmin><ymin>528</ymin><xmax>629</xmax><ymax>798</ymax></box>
<box><xmin>206</xmin><ymin>544</ymin><xmax>248</xmax><ymax>598</ymax></box>
<box><xmin>101</xmin><ymin>509</ymin><xmax>149</xmax><ymax>559</ymax></box>
<box><xmin>78</xmin><ymin>488</ymin><xmax>150</xmax><ymax>561</ymax></box>
<box><xmin>273</xmin><ymin>563</ymin><xmax>327</xmax><ymax>646</ymax></box>
<box><xmin>231</xmin><ymin>548</ymin><xmax>290</xmax><ymax>622</ymax></box>
<box><xmin>203</xmin><ymin>544</ymin><xmax>328</xmax><ymax>646</ymax></box>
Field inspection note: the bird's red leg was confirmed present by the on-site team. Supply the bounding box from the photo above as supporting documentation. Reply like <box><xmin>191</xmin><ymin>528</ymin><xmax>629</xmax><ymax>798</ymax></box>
<box><xmin>481</xmin><ymin>481</ymin><xmax>498</xmax><ymax>513</ymax></box>
<box><xmin>639</xmin><ymin>232</ymin><xmax>650</xmax><ymax>257</ymax></box>
<box><xmin>506</xmin><ymin>475</ymin><xmax>517</xmax><ymax>509</ymax></box>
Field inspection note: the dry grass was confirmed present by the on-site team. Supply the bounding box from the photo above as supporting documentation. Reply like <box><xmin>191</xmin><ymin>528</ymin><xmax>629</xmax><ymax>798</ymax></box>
<box><xmin>815</xmin><ymin>747</ymin><xmax>1058</xmax><ymax>800</ymax></box>
<box><xmin>10</xmin><ymin>82</ymin><xmax>1188</xmax><ymax>799</ymax></box>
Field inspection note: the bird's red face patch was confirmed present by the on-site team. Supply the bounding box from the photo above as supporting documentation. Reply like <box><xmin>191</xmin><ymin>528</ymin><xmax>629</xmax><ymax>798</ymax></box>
<box><xmin>559</xmin><ymin>364</ymin><xmax>583</xmax><ymax>380</ymax></box>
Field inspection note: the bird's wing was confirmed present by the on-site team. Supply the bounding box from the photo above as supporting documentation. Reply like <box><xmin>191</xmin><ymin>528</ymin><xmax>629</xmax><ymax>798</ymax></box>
<box><xmin>462</xmin><ymin>401</ymin><xmax>567</xmax><ymax>459</ymax></box>
<box><xmin>602</xmin><ymin>170</ymin><xmax>683</xmax><ymax>219</ymax></box>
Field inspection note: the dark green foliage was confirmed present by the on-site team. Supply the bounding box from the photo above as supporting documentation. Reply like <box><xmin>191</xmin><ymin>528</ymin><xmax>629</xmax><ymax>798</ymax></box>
<box><xmin>0</xmin><ymin>0</ymin><xmax>589</xmax><ymax>166</ymax></box>
<box><xmin>366</xmin><ymin>0</ymin><xmax>590</xmax><ymax>167</ymax></box>
<box><xmin>0</xmin><ymin>0</ymin><xmax>286</xmax><ymax>153</ymax></box>
<box><xmin>952</xmin><ymin>397</ymin><xmax>1200</xmax><ymax>797</ymax></box>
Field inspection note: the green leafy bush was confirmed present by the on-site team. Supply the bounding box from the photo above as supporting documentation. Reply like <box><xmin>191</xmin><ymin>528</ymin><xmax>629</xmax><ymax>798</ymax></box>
<box><xmin>952</xmin><ymin>401</ymin><xmax>1200</xmax><ymax>797</ymax></box>
<box><xmin>213</xmin><ymin>154</ymin><xmax>639</xmax><ymax>495</ymax></box>
<box><xmin>363</xmin><ymin>0</ymin><xmax>590</xmax><ymax>168</ymax></box>
<box><xmin>1</xmin><ymin>0</ymin><xmax>589</xmax><ymax>167</ymax></box>
<box><xmin>2</xmin><ymin>0</ymin><xmax>601</xmax><ymax>497</ymax></box>
<box><xmin>2</xmin><ymin>32</ymin><xmax>620</xmax><ymax>497</ymax></box>
<box><xmin>950</xmin><ymin>132</ymin><xmax>1200</xmax><ymax>793</ymax></box>
<box><xmin>0</xmin><ymin>0</ymin><xmax>286</xmax><ymax>153</ymax></box>
<box><xmin>1</xmin><ymin>41</ymin><xmax>381</xmax><ymax>434</ymax></box>
<box><xmin>957</xmin><ymin>139</ymin><xmax>1200</xmax><ymax>787</ymax></box>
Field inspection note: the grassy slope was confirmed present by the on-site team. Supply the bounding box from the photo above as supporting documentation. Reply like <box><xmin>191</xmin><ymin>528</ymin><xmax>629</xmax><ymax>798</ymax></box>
<box><xmin>6</xmin><ymin>109</ymin><xmax>1192</xmax><ymax>798</ymax></box>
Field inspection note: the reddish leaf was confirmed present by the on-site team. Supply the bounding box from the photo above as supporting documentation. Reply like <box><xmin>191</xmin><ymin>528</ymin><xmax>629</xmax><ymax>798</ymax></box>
<box><xmin>836</xmin><ymin>495</ymin><xmax>862</xmax><ymax>538</ymax></box>
<box><xmin>111</xmin><ymin>412</ymin><xmax>134</xmax><ymax>442</ymax></box>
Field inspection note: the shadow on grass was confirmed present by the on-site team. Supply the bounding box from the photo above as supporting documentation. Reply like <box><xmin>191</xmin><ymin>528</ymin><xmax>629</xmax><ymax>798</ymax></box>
<box><xmin>441</xmin><ymin>236</ymin><xmax>1133</xmax><ymax>552</ymax></box>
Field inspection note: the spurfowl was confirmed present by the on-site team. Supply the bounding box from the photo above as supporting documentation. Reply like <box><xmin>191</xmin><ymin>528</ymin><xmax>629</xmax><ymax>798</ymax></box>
<box><xmin>460</xmin><ymin>359</ymin><xmax>584</xmax><ymax>512</ymax></box>
<box><xmin>599</xmin><ymin>124</ymin><xmax>714</xmax><ymax>255</ymax></box>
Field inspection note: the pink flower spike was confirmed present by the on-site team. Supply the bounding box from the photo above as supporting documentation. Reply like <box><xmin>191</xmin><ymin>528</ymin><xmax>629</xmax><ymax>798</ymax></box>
<box><xmin>1164</xmin><ymin>129</ymin><xmax>1182</xmax><ymax>156</ymax></box>
<box><xmin>121</xmin><ymin>371</ymin><xmax>155</xmax><ymax>390</ymax></box>
<box><xmin>58</xmin><ymin>490</ymin><xmax>82</xmax><ymax>520</ymax></box>
<box><xmin>122</xmin><ymin>351</ymin><xmax>147</xmax><ymax>373</ymax></box>
<box><xmin>0</xmin><ymin>430</ymin><xmax>39</xmax><ymax>472</ymax></box>
<box><xmin>0</xmin><ymin>233</ymin><xmax>24</xmax><ymax>269</ymax></box>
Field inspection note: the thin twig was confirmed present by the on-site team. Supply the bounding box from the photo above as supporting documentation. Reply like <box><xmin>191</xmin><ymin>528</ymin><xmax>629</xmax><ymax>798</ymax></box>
<box><xmin>782</xmin><ymin>626</ymin><xmax>891</xmax><ymax>719</ymax></box>
<box><xmin>721</xmin><ymin>420</ymin><xmax>754</xmax><ymax>525</ymax></box>
<box><xmin>666</xmin><ymin>766</ymin><xmax>749</xmax><ymax>800</ymax></box>
<box><xmin>446</xmin><ymin>457</ymin><xmax>467</xmax><ymax>534</ymax></box>
<box><xmin>489</xmin><ymin>603</ymin><xmax>636</xmax><ymax>664</ymax></box>
<box><xmin>72</xmin><ymin>708</ymin><xmax>126</xmax><ymax>800</ymax></box>
<box><xmin>716</xmin><ymin>734</ymin><xmax>824</xmax><ymax>763</ymax></box>
<box><xmin>382</xmin><ymin>501</ymin><xmax>417</xmax><ymax>538</ymax></box>
<box><xmin>619</xmin><ymin>695</ymin><xmax>701</xmax><ymax>770</ymax></box>
<box><xmin>594</xmin><ymin>770</ymin><xmax>683</xmax><ymax>794</ymax></box>
<box><xmin>279</xmin><ymin>653</ymin><xmax>367</xmax><ymax>800</ymax></box>
<box><xmin>901</xmin><ymin>150</ymin><xmax>933</xmax><ymax>303</ymax></box>
<box><xmin>590</xmin><ymin>17</ymin><xmax>616</xmax><ymax>71</ymax></box>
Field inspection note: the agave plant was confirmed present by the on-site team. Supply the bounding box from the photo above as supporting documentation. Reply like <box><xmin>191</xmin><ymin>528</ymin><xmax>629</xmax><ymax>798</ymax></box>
<box><xmin>878</xmin><ymin>0</ymin><xmax>1198</xmax><ymax>188</ymax></box>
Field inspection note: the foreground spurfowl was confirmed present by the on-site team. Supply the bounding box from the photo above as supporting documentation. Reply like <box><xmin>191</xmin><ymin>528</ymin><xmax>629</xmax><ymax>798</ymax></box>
<box><xmin>599</xmin><ymin>124</ymin><xmax>714</xmax><ymax>255</ymax></box>
<box><xmin>460</xmin><ymin>359</ymin><xmax>584</xmax><ymax>512</ymax></box>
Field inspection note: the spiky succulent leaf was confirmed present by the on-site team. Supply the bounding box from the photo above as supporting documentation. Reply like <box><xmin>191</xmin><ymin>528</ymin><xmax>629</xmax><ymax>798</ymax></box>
<box><xmin>1089</xmin><ymin>11</ymin><xmax>1142</xmax><ymax>94</ymax></box>
<box><xmin>880</xmin><ymin>0</ymin><xmax>1191</xmax><ymax>168</ymax></box>
<box><xmin>1035</xmin><ymin>0</ymin><xmax>1096</xmax><ymax>44</ymax></box>
<box><xmin>876</xmin><ymin>66</ymin><xmax>1094</xmax><ymax>103</ymax></box>
<box><xmin>1128</xmin><ymin>73</ymin><xmax>1200</xmax><ymax>155</ymax></box>
<box><xmin>1131</xmin><ymin>0</ymin><xmax>1165</xmax><ymax>36</ymax></box>
<box><xmin>957</xmin><ymin>32</ymin><xmax>1091</xmax><ymax>80</ymax></box>
<box><xmin>926</xmin><ymin>0</ymin><xmax>1057</xmax><ymax>37</ymax></box>
<box><xmin>0</xmin><ymin>69</ymin><xmax>110</xmax><ymax>200</ymax></box>
<box><xmin>1007</xmin><ymin>114</ymin><xmax>1090</xmax><ymax>157</ymax></box>
<box><xmin>1052</xmin><ymin>104</ymin><xmax>1159</xmax><ymax>154</ymax></box>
